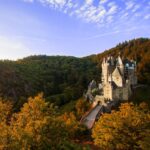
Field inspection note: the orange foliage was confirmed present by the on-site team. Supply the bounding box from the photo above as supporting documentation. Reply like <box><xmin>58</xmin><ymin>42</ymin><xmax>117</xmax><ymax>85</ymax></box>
<box><xmin>92</xmin><ymin>103</ymin><xmax>150</xmax><ymax>150</ymax></box>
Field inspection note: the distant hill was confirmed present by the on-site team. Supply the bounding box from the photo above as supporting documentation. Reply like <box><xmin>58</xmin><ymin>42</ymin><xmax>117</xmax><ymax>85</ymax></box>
<box><xmin>0</xmin><ymin>56</ymin><xmax>100</xmax><ymax>109</ymax></box>
<box><xmin>0</xmin><ymin>38</ymin><xmax>149</xmax><ymax>109</ymax></box>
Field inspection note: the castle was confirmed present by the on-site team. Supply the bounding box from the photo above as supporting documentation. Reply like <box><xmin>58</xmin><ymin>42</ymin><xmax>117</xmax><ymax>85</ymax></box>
<box><xmin>86</xmin><ymin>55</ymin><xmax>137</xmax><ymax>107</ymax></box>
<box><xmin>82</xmin><ymin>55</ymin><xmax>137</xmax><ymax>128</ymax></box>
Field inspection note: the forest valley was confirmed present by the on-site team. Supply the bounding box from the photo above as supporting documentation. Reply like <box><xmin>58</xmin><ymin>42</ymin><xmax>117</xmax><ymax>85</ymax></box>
<box><xmin>0</xmin><ymin>38</ymin><xmax>150</xmax><ymax>149</ymax></box>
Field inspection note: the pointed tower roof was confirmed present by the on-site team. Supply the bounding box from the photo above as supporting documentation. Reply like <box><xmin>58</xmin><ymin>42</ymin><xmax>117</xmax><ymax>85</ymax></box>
<box><xmin>116</xmin><ymin>55</ymin><xmax>123</xmax><ymax>66</ymax></box>
<box><xmin>112</xmin><ymin>67</ymin><xmax>122</xmax><ymax>77</ymax></box>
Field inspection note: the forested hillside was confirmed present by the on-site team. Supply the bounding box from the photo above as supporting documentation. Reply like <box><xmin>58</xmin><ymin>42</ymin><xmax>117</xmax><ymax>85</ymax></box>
<box><xmin>91</xmin><ymin>38</ymin><xmax>150</xmax><ymax>84</ymax></box>
<box><xmin>0</xmin><ymin>38</ymin><xmax>149</xmax><ymax>110</ymax></box>
<box><xmin>0</xmin><ymin>56</ymin><xmax>100</xmax><ymax>109</ymax></box>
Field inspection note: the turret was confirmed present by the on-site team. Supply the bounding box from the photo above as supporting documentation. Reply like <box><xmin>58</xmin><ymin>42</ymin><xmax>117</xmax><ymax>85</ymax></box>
<box><xmin>116</xmin><ymin>55</ymin><xmax>124</xmax><ymax>76</ymax></box>
<box><xmin>102</xmin><ymin>57</ymin><xmax>109</xmax><ymax>84</ymax></box>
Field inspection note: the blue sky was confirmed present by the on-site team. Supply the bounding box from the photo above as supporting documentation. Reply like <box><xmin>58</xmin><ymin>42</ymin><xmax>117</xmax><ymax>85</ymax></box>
<box><xmin>0</xmin><ymin>0</ymin><xmax>150</xmax><ymax>60</ymax></box>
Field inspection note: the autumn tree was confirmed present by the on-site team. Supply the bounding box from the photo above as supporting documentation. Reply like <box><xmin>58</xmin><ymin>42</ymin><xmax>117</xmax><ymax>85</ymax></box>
<box><xmin>92</xmin><ymin>103</ymin><xmax>150</xmax><ymax>150</ymax></box>
<box><xmin>59</xmin><ymin>111</ymin><xmax>87</xmax><ymax>139</ymax></box>
<box><xmin>75</xmin><ymin>98</ymin><xmax>91</xmax><ymax>119</ymax></box>
<box><xmin>10</xmin><ymin>93</ymin><xmax>68</xmax><ymax>150</ymax></box>
<box><xmin>0</xmin><ymin>99</ymin><xmax>12</xmax><ymax>149</ymax></box>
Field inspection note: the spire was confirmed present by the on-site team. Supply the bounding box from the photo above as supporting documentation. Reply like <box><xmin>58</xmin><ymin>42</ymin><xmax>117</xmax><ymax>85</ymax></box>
<box><xmin>112</xmin><ymin>67</ymin><xmax>122</xmax><ymax>77</ymax></box>
<box><xmin>116</xmin><ymin>55</ymin><xmax>123</xmax><ymax>66</ymax></box>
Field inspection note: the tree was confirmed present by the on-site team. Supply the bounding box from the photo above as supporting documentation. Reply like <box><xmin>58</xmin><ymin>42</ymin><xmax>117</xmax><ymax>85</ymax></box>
<box><xmin>59</xmin><ymin>111</ymin><xmax>87</xmax><ymax>139</ymax></box>
<box><xmin>92</xmin><ymin>103</ymin><xmax>150</xmax><ymax>150</ymax></box>
<box><xmin>10</xmin><ymin>93</ymin><xmax>68</xmax><ymax>150</ymax></box>
<box><xmin>75</xmin><ymin>98</ymin><xmax>91</xmax><ymax>119</ymax></box>
<box><xmin>0</xmin><ymin>100</ymin><xmax>12</xmax><ymax>150</ymax></box>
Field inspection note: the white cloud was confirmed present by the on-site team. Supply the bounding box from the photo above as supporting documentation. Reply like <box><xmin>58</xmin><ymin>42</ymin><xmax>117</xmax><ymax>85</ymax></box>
<box><xmin>126</xmin><ymin>1</ymin><xmax>135</xmax><ymax>10</ymax></box>
<box><xmin>85</xmin><ymin>0</ymin><xmax>93</xmax><ymax>5</ymax></box>
<box><xmin>107</xmin><ymin>2</ymin><xmax>115</xmax><ymax>7</ymax></box>
<box><xmin>63</xmin><ymin>0</ymin><xmax>78</xmax><ymax>14</ymax></box>
<box><xmin>132</xmin><ymin>5</ymin><xmax>140</xmax><ymax>12</ymax></box>
<box><xmin>21</xmin><ymin>0</ymin><xmax>150</xmax><ymax>28</ymax></box>
<box><xmin>0</xmin><ymin>36</ymin><xmax>31</xmax><ymax>60</ymax></box>
<box><xmin>38</xmin><ymin>0</ymin><xmax>67</xmax><ymax>9</ymax></box>
<box><xmin>107</xmin><ymin>3</ymin><xmax>118</xmax><ymax>15</ymax></box>
<box><xmin>99</xmin><ymin>0</ymin><xmax>109</xmax><ymax>4</ymax></box>
<box><xmin>53</xmin><ymin>0</ymin><xmax>66</xmax><ymax>6</ymax></box>
<box><xmin>74</xmin><ymin>4</ymin><xmax>107</xmax><ymax>24</ymax></box>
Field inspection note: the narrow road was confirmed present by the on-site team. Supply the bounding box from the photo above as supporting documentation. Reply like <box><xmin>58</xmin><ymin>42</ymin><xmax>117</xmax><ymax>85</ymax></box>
<box><xmin>81</xmin><ymin>105</ymin><xmax>102</xmax><ymax>129</ymax></box>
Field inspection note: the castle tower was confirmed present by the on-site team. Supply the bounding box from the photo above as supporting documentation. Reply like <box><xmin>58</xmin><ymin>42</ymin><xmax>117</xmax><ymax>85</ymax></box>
<box><xmin>103</xmin><ymin>82</ymin><xmax>113</xmax><ymax>100</ymax></box>
<box><xmin>102</xmin><ymin>58</ymin><xmax>109</xmax><ymax>84</ymax></box>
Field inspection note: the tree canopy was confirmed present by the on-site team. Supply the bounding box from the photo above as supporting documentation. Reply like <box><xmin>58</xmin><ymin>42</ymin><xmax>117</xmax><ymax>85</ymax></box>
<box><xmin>0</xmin><ymin>94</ymin><xmax>87</xmax><ymax>150</ymax></box>
<box><xmin>92</xmin><ymin>102</ymin><xmax>150</xmax><ymax>150</ymax></box>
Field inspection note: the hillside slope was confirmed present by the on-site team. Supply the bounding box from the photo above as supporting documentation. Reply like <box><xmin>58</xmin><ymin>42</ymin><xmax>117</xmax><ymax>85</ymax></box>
<box><xmin>0</xmin><ymin>38</ymin><xmax>149</xmax><ymax>109</ymax></box>
<box><xmin>0</xmin><ymin>56</ymin><xmax>100</xmax><ymax>109</ymax></box>
<box><xmin>91</xmin><ymin>38</ymin><xmax>150</xmax><ymax>84</ymax></box>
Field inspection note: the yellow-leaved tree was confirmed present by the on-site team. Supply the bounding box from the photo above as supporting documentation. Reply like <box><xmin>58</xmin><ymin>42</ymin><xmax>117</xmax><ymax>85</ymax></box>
<box><xmin>75</xmin><ymin>98</ymin><xmax>91</xmax><ymax>119</ymax></box>
<box><xmin>59</xmin><ymin>112</ymin><xmax>86</xmax><ymax>139</ymax></box>
<box><xmin>92</xmin><ymin>102</ymin><xmax>150</xmax><ymax>150</ymax></box>
<box><xmin>0</xmin><ymin>99</ymin><xmax>12</xmax><ymax>150</ymax></box>
<box><xmin>10</xmin><ymin>93</ymin><xmax>68</xmax><ymax>150</ymax></box>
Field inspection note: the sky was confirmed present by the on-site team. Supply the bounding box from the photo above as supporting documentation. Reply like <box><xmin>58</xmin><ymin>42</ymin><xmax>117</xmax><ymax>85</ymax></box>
<box><xmin>0</xmin><ymin>0</ymin><xmax>150</xmax><ymax>60</ymax></box>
